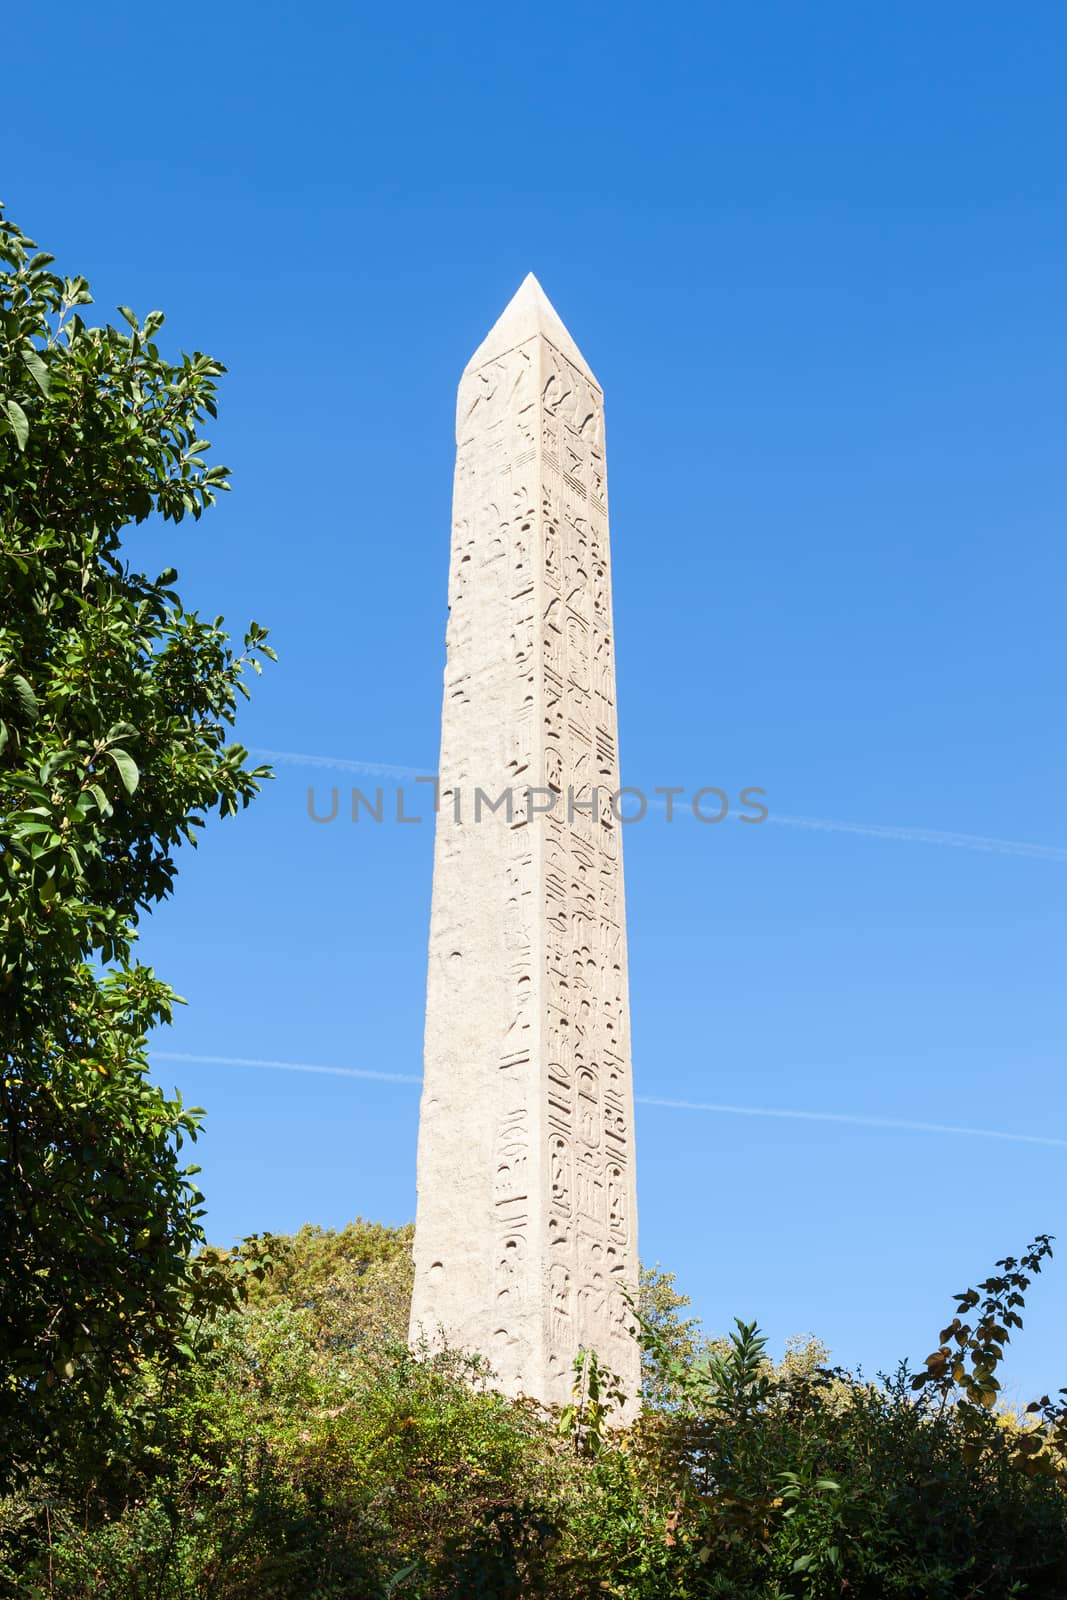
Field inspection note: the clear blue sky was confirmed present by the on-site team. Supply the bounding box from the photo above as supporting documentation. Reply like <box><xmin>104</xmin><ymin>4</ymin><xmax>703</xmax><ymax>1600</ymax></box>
<box><xmin>7</xmin><ymin>1</ymin><xmax>1065</xmax><ymax>1400</ymax></box>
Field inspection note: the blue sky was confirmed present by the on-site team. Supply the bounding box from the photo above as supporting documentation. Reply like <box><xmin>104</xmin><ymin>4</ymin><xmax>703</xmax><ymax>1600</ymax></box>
<box><xmin>7</xmin><ymin>1</ymin><xmax>1065</xmax><ymax>1399</ymax></box>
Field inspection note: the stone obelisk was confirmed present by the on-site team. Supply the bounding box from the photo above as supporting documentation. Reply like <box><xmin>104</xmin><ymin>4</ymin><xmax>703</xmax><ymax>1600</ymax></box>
<box><xmin>409</xmin><ymin>275</ymin><xmax>639</xmax><ymax>1413</ymax></box>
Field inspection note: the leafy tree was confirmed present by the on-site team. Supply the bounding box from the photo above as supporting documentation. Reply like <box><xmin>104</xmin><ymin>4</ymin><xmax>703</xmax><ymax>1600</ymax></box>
<box><xmin>237</xmin><ymin>1218</ymin><xmax>416</xmax><ymax>1349</ymax></box>
<box><xmin>0</xmin><ymin>206</ymin><xmax>274</xmax><ymax>1484</ymax></box>
<box><xmin>636</xmin><ymin>1263</ymin><xmax>716</xmax><ymax>1409</ymax></box>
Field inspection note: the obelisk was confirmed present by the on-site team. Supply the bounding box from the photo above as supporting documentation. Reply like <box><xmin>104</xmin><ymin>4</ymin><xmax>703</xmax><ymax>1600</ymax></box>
<box><xmin>409</xmin><ymin>275</ymin><xmax>639</xmax><ymax>1414</ymax></box>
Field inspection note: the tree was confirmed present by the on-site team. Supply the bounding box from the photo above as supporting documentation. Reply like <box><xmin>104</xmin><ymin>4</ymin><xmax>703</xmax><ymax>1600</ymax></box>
<box><xmin>637</xmin><ymin>1263</ymin><xmax>716</xmax><ymax>1408</ymax></box>
<box><xmin>238</xmin><ymin>1219</ymin><xmax>416</xmax><ymax>1349</ymax></box>
<box><xmin>0</xmin><ymin>205</ymin><xmax>274</xmax><ymax>1484</ymax></box>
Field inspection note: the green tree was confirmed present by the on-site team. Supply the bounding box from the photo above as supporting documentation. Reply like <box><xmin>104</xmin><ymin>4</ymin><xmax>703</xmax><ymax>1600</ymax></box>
<box><xmin>0</xmin><ymin>206</ymin><xmax>274</xmax><ymax>1484</ymax></box>
<box><xmin>238</xmin><ymin>1218</ymin><xmax>416</xmax><ymax>1349</ymax></box>
<box><xmin>637</xmin><ymin>1263</ymin><xmax>716</xmax><ymax>1408</ymax></box>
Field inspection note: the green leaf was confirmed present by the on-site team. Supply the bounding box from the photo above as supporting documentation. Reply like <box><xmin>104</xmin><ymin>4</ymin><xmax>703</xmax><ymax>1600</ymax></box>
<box><xmin>5</xmin><ymin>398</ymin><xmax>29</xmax><ymax>451</ymax></box>
<box><xmin>118</xmin><ymin>305</ymin><xmax>139</xmax><ymax>329</ymax></box>
<box><xmin>20</xmin><ymin>346</ymin><xmax>50</xmax><ymax>395</ymax></box>
<box><xmin>10</xmin><ymin>674</ymin><xmax>39</xmax><ymax>720</ymax></box>
<box><xmin>106</xmin><ymin>748</ymin><xmax>140</xmax><ymax>795</ymax></box>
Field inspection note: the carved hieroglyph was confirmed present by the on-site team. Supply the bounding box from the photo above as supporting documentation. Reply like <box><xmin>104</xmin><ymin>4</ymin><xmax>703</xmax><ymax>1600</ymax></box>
<box><xmin>409</xmin><ymin>274</ymin><xmax>639</xmax><ymax>1415</ymax></box>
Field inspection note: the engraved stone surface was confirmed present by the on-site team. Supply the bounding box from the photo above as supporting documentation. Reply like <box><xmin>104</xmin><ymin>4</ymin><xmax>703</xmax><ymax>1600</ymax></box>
<box><xmin>409</xmin><ymin>275</ymin><xmax>639</xmax><ymax>1415</ymax></box>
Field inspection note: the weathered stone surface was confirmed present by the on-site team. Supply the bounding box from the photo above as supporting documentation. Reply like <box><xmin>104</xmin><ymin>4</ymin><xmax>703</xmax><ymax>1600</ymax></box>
<box><xmin>409</xmin><ymin>275</ymin><xmax>639</xmax><ymax>1415</ymax></box>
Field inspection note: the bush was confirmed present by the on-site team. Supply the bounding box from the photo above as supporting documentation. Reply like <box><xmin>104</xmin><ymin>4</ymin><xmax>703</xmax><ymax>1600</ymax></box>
<box><xmin>4</xmin><ymin>1226</ymin><xmax>1067</xmax><ymax>1599</ymax></box>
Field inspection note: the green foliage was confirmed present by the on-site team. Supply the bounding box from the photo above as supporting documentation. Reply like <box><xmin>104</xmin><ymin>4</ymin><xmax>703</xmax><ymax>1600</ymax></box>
<box><xmin>239</xmin><ymin>1218</ymin><xmax>416</xmax><ymax>1350</ymax></box>
<box><xmin>558</xmin><ymin>1347</ymin><xmax>626</xmax><ymax>1458</ymax></box>
<box><xmin>0</xmin><ymin>1306</ymin><xmax>574</xmax><ymax>1599</ymax></box>
<box><xmin>5</xmin><ymin>1225</ymin><xmax>1067</xmax><ymax>1598</ymax></box>
<box><xmin>0</xmin><ymin>206</ymin><xmax>274</xmax><ymax>1485</ymax></box>
<box><xmin>909</xmin><ymin>1235</ymin><xmax>1067</xmax><ymax>1492</ymax></box>
<box><xmin>701</xmin><ymin>1317</ymin><xmax>774</xmax><ymax>1416</ymax></box>
<box><xmin>636</xmin><ymin>1263</ymin><xmax>716</xmax><ymax>1409</ymax></box>
<box><xmin>617</xmin><ymin>1241</ymin><xmax>1067</xmax><ymax>1598</ymax></box>
<box><xmin>913</xmin><ymin>1234</ymin><xmax>1053</xmax><ymax>1407</ymax></box>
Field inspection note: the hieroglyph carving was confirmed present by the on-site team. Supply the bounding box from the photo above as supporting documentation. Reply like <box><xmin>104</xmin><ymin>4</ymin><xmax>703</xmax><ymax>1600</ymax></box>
<box><xmin>409</xmin><ymin>276</ymin><xmax>639</xmax><ymax>1417</ymax></box>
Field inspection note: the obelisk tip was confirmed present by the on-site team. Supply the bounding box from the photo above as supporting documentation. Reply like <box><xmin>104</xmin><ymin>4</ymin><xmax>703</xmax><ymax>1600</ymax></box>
<box><xmin>463</xmin><ymin>273</ymin><xmax>599</xmax><ymax>387</ymax></box>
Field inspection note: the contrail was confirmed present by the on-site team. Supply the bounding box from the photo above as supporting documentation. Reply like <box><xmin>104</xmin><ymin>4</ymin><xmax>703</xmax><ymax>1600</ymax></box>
<box><xmin>635</xmin><ymin>1096</ymin><xmax>1067</xmax><ymax>1149</ymax></box>
<box><xmin>252</xmin><ymin>748</ymin><xmax>426</xmax><ymax>781</ymax></box>
<box><xmin>152</xmin><ymin>1050</ymin><xmax>421</xmax><ymax>1086</ymax></box>
<box><xmin>153</xmin><ymin>1051</ymin><xmax>1066</xmax><ymax>1149</ymax></box>
<box><xmin>252</xmin><ymin>747</ymin><xmax>1067</xmax><ymax>864</ymax></box>
<box><xmin>765</xmin><ymin>812</ymin><xmax>1067</xmax><ymax>864</ymax></box>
